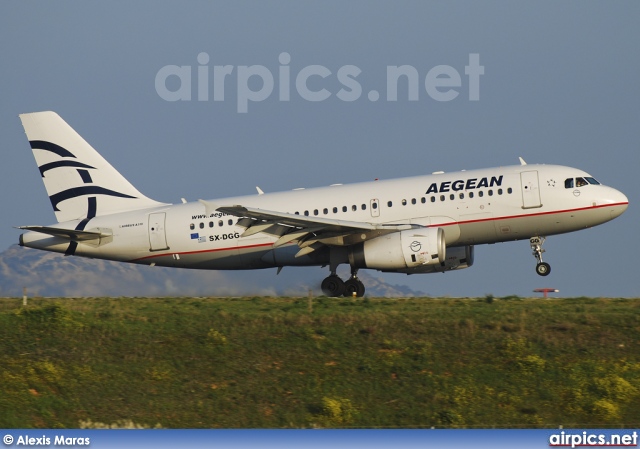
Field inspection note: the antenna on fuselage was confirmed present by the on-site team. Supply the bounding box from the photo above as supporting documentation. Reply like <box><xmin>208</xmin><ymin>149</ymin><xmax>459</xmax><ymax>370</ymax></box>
<box><xmin>519</xmin><ymin>157</ymin><xmax>527</xmax><ymax>166</ymax></box>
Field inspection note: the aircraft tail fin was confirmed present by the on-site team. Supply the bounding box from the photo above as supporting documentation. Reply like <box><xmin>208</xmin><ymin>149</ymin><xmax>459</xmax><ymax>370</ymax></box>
<box><xmin>19</xmin><ymin>111</ymin><xmax>167</xmax><ymax>223</ymax></box>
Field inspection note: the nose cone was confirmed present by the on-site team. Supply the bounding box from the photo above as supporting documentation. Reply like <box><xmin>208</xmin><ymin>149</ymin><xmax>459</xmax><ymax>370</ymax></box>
<box><xmin>607</xmin><ymin>187</ymin><xmax>629</xmax><ymax>219</ymax></box>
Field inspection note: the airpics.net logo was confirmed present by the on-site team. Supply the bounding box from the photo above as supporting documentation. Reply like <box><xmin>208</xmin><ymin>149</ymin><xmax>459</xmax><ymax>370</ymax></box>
<box><xmin>155</xmin><ymin>52</ymin><xmax>484</xmax><ymax>113</ymax></box>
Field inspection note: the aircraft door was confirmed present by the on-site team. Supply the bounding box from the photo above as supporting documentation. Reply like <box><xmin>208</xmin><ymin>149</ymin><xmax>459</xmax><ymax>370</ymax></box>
<box><xmin>148</xmin><ymin>212</ymin><xmax>169</xmax><ymax>251</ymax></box>
<box><xmin>520</xmin><ymin>171</ymin><xmax>542</xmax><ymax>209</ymax></box>
<box><xmin>370</xmin><ymin>199</ymin><xmax>380</xmax><ymax>217</ymax></box>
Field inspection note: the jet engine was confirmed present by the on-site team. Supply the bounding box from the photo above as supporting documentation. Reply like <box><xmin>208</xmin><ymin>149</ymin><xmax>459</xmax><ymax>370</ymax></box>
<box><xmin>348</xmin><ymin>228</ymin><xmax>445</xmax><ymax>271</ymax></box>
<box><xmin>397</xmin><ymin>245</ymin><xmax>474</xmax><ymax>274</ymax></box>
<box><xmin>433</xmin><ymin>245</ymin><xmax>474</xmax><ymax>272</ymax></box>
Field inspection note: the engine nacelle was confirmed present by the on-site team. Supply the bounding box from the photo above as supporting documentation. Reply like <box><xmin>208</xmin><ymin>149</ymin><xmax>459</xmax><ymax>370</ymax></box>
<box><xmin>434</xmin><ymin>245</ymin><xmax>474</xmax><ymax>272</ymax></box>
<box><xmin>399</xmin><ymin>245</ymin><xmax>474</xmax><ymax>274</ymax></box>
<box><xmin>348</xmin><ymin>228</ymin><xmax>445</xmax><ymax>271</ymax></box>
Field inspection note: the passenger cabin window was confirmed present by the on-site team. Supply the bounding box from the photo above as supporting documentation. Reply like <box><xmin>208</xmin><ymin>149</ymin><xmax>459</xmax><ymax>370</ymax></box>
<box><xmin>190</xmin><ymin>223</ymin><xmax>195</xmax><ymax>230</ymax></box>
<box><xmin>333</xmin><ymin>207</ymin><xmax>338</xmax><ymax>213</ymax></box>
<box><xmin>342</xmin><ymin>206</ymin><xmax>347</xmax><ymax>212</ymax></box>
<box><xmin>387</xmin><ymin>201</ymin><xmax>393</xmax><ymax>207</ymax></box>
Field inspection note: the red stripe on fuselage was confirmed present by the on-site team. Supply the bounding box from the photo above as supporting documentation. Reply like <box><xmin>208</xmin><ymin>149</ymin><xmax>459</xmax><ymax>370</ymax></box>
<box><xmin>131</xmin><ymin>242</ymin><xmax>274</xmax><ymax>262</ymax></box>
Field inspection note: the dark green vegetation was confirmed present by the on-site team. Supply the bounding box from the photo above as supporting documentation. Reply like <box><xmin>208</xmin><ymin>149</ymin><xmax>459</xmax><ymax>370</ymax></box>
<box><xmin>1</xmin><ymin>296</ymin><xmax>639</xmax><ymax>428</ymax></box>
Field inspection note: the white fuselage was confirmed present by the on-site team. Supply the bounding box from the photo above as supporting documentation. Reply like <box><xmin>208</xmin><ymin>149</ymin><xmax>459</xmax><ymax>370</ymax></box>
<box><xmin>20</xmin><ymin>163</ymin><xmax>628</xmax><ymax>273</ymax></box>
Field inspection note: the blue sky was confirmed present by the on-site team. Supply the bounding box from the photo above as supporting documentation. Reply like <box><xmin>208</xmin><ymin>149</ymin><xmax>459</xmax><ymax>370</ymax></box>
<box><xmin>1</xmin><ymin>1</ymin><xmax>638</xmax><ymax>297</ymax></box>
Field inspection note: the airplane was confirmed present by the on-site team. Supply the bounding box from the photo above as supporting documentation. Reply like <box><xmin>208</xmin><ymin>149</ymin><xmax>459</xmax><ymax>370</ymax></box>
<box><xmin>16</xmin><ymin>111</ymin><xmax>629</xmax><ymax>297</ymax></box>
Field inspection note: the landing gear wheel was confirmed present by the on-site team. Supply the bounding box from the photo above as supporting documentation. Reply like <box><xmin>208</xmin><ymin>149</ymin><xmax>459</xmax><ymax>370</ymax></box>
<box><xmin>530</xmin><ymin>236</ymin><xmax>551</xmax><ymax>276</ymax></box>
<box><xmin>536</xmin><ymin>262</ymin><xmax>551</xmax><ymax>277</ymax></box>
<box><xmin>321</xmin><ymin>275</ymin><xmax>345</xmax><ymax>297</ymax></box>
<box><xmin>343</xmin><ymin>278</ymin><xmax>365</xmax><ymax>297</ymax></box>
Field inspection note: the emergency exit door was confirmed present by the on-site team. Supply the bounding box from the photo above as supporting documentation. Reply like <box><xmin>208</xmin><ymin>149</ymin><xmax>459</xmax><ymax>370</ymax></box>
<box><xmin>370</xmin><ymin>198</ymin><xmax>380</xmax><ymax>217</ymax></box>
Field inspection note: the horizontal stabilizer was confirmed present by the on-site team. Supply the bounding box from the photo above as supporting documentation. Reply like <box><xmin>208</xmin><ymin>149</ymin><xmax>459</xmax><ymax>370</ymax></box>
<box><xmin>16</xmin><ymin>225</ymin><xmax>110</xmax><ymax>241</ymax></box>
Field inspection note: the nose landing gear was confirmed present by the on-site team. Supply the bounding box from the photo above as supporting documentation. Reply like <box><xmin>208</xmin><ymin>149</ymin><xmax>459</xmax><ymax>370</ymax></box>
<box><xmin>530</xmin><ymin>236</ymin><xmax>551</xmax><ymax>276</ymax></box>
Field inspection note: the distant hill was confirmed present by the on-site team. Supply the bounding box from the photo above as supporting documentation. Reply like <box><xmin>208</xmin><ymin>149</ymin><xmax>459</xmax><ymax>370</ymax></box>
<box><xmin>0</xmin><ymin>245</ymin><xmax>425</xmax><ymax>298</ymax></box>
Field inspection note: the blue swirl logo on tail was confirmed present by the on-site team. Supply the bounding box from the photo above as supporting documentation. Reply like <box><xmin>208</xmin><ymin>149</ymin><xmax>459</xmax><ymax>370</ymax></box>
<box><xmin>31</xmin><ymin>140</ymin><xmax>139</xmax><ymax>212</ymax></box>
<box><xmin>30</xmin><ymin>140</ymin><xmax>139</xmax><ymax>256</ymax></box>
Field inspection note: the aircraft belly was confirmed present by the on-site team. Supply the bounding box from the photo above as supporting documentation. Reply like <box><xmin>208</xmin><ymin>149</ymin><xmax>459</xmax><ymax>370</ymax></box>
<box><xmin>458</xmin><ymin>213</ymin><xmax>496</xmax><ymax>244</ymax></box>
<box><xmin>185</xmin><ymin>242</ymin><xmax>268</xmax><ymax>269</ymax></box>
<box><xmin>262</xmin><ymin>244</ymin><xmax>330</xmax><ymax>267</ymax></box>
<box><xmin>548</xmin><ymin>206</ymin><xmax>618</xmax><ymax>232</ymax></box>
<box><xmin>469</xmin><ymin>207</ymin><xmax>618</xmax><ymax>244</ymax></box>
<box><xmin>190</xmin><ymin>249</ymin><xmax>247</xmax><ymax>269</ymax></box>
<box><xmin>137</xmin><ymin>248</ymin><xmax>255</xmax><ymax>270</ymax></box>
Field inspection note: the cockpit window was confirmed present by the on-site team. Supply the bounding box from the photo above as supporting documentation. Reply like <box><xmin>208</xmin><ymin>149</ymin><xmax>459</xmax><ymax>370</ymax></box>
<box><xmin>585</xmin><ymin>177</ymin><xmax>600</xmax><ymax>185</ymax></box>
<box><xmin>566</xmin><ymin>177</ymin><xmax>600</xmax><ymax>189</ymax></box>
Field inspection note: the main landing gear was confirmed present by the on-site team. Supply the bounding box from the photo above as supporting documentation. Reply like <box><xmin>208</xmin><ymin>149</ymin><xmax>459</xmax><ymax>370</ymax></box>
<box><xmin>530</xmin><ymin>236</ymin><xmax>551</xmax><ymax>276</ymax></box>
<box><xmin>321</xmin><ymin>269</ymin><xmax>366</xmax><ymax>297</ymax></box>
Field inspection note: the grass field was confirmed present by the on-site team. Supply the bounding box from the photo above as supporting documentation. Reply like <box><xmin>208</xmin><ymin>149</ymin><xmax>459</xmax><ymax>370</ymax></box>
<box><xmin>0</xmin><ymin>295</ymin><xmax>639</xmax><ymax>428</ymax></box>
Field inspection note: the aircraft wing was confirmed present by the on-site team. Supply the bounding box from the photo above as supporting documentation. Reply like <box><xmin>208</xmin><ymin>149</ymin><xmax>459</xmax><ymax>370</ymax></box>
<box><xmin>216</xmin><ymin>204</ymin><xmax>415</xmax><ymax>232</ymax></box>
<box><xmin>199</xmin><ymin>200</ymin><xmax>419</xmax><ymax>256</ymax></box>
